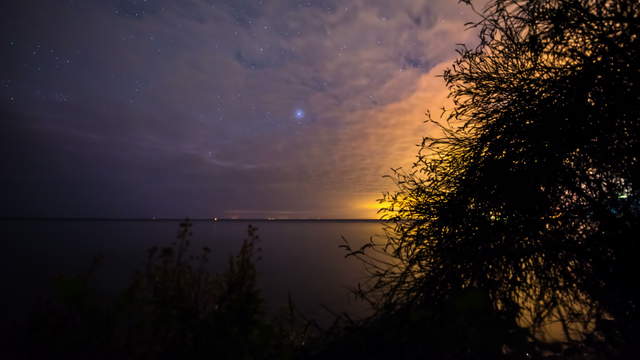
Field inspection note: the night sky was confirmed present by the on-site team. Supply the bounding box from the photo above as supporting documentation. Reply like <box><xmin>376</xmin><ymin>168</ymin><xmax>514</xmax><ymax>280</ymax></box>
<box><xmin>1</xmin><ymin>0</ymin><xmax>477</xmax><ymax>219</ymax></box>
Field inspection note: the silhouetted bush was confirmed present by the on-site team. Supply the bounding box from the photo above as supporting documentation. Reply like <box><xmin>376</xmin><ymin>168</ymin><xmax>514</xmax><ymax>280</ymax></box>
<box><xmin>22</xmin><ymin>221</ymin><xmax>306</xmax><ymax>359</ymax></box>
<box><xmin>341</xmin><ymin>0</ymin><xmax>640</xmax><ymax>358</ymax></box>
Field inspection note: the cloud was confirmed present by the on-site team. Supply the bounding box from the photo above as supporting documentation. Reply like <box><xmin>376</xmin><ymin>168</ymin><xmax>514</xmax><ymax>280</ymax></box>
<box><xmin>1</xmin><ymin>0</ymin><xmax>480</xmax><ymax>218</ymax></box>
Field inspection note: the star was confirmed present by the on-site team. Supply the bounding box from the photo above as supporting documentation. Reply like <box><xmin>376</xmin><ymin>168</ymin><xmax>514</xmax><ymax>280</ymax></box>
<box><xmin>294</xmin><ymin>108</ymin><xmax>305</xmax><ymax>120</ymax></box>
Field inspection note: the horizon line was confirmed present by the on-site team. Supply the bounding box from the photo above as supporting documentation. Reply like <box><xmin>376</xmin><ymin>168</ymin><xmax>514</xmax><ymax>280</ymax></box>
<box><xmin>0</xmin><ymin>216</ymin><xmax>388</xmax><ymax>222</ymax></box>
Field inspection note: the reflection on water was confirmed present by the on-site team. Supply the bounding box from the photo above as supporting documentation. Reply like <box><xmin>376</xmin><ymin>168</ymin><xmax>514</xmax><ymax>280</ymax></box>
<box><xmin>1</xmin><ymin>220</ymin><xmax>384</xmax><ymax>327</ymax></box>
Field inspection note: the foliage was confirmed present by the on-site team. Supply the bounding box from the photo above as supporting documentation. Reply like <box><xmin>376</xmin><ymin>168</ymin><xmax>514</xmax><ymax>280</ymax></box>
<box><xmin>344</xmin><ymin>0</ymin><xmax>640</xmax><ymax>358</ymax></box>
<box><xmin>23</xmin><ymin>221</ymin><xmax>307</xmax><ymax>359</ymax></box>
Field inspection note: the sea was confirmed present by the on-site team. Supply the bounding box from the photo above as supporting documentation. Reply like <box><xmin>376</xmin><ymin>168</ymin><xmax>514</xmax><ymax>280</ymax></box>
<box><xmin>2</xmin><ymin>219</ymin><xmax>387</xmax><ymax>330</ymax></box>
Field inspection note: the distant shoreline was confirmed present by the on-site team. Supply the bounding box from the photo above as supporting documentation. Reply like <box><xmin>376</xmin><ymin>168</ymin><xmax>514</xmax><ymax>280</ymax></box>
<box><xmin>0</xmin><ymin>217</ymin><xmax>388</xmax><ymax>223</ymax></box>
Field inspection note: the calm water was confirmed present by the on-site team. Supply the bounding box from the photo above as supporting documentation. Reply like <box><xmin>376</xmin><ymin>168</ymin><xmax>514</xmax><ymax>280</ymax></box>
<box><xmin>2</xmin><ymin>220</ymin><xmax>385</xmax><ymax>327</ymax></box>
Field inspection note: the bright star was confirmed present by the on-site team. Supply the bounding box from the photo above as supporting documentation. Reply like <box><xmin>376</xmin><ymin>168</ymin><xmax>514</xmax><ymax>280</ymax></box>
<box><xmin>294</xmin><ymin>108</ymin><xmax>305</xmax><ymax>120</ymax></box>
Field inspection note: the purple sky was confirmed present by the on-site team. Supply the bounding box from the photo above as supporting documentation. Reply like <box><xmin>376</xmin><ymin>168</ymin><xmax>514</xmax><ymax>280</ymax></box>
<box><xmin>1</xmin><ymin>0</ymin><xmax>479</xmax><ymax>218</ymax></box>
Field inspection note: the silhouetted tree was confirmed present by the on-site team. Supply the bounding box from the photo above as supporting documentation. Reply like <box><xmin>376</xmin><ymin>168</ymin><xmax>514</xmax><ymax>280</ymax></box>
<box><xmin>22</xmin><ymin>222</ymin><xmax>306</xmax><ymax>360</ymax></box>
<box><xmin>348</xmin><ymin>0</ymin><xmax>640</xmax><ymax>358</ymax></box>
